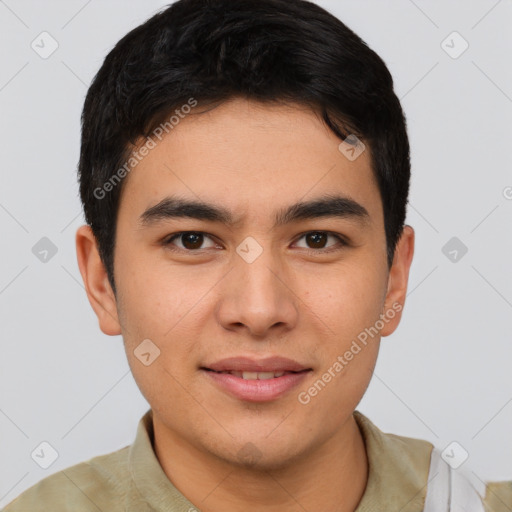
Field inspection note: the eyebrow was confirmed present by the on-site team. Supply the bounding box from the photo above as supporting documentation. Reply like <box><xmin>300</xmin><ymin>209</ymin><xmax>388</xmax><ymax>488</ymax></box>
<box><xmin>138</xmin><ymin>194</ymin><xmax>370</xmax><ymax>229</ymax></box>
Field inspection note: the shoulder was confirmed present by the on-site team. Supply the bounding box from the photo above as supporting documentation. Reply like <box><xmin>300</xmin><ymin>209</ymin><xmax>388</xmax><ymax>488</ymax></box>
<box><xmin>353</xmin><ymin>410</ymin><xmax>434</xmax><ymax>511</ymax></box>
<box><xmin>353</xmin><ymin>409</ymin><xmax>434</xmax><ymax>469</ymax></box>
<box><xmin>2</xmin><ymin>445</ymin><xmax>131</xmax><ymax>512</ymax></box>
<box><xmin>483</xmin><ymin>481</ymin><xmax>512</xmax><ymax>512</ymax></box>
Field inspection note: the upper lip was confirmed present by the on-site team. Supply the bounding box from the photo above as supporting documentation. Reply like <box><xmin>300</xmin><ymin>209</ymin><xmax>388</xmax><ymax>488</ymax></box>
<box><xmin>202</xmin><ymin>356</ymin><xmax>311</xmax><ymax>373</ymax></box>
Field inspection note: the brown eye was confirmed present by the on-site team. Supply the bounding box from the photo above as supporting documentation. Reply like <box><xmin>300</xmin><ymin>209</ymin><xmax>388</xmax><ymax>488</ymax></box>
<box><xmin>165</xmin><ymin>232</ymin><xmax>217</xmax><ymax>251</ymax></box>
<box><xmin>180</xmin><ymin>232</ymin><xmax>203</xmax><ymax>250</ymax></box>
<box><xmin>294</xmin><ymin>231</ymin><xmax>347</xmax><ymax>252</ymax></box>
<box><xmin>305</xmin><ymin>232</ymin><xmax>328</xmax><ymax>249</ymax></box>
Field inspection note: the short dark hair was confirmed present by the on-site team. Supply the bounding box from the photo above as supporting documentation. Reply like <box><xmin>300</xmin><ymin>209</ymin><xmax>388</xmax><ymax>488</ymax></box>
<box><xmin>78</xmin><ymin>0</ymin><xmax>410</xmax><ymax>295</ymax></box>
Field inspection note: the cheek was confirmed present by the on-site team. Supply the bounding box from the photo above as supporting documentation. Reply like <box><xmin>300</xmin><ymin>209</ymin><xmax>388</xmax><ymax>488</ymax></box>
<box><xmin>302</xmin><ymin>260</ymin><xmax>388</xmax><ymax>339</ymax></box>
<box><xmin>115</xmin><ymin>244</ymin><xmax>188</xmax><ymax>337</ymax></box>
<box><xmin>117</xmin><ymin>273</ymin><xmax>199</xmax><ymax>410</ymax></box>
<box><xmin>298</xmin><ymin>273</ymin><xmax>384</xmax><ymax>419</ymax></box>
<box><xmin>316</xmin><ymin>263</ymin><xmax>386</xmax><ymax>405</ymax></box>
<box><xmin>114</xmin><ymin>250</ymin><xmax>209</xmax><ymax>379</ymax></box>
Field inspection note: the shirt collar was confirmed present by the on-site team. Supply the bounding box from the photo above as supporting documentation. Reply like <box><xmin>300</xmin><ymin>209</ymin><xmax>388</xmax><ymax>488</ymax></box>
<box><xmin>353</xmin><ymin>410</ymin><xmax>433</xmax><ymax>511</ymax></box>
<box><xmin>126</xmin><ymin>408</ymin><xmax>433</xmax><ymax>511</ymax></box>
<box><xmin>127</xmin><ymin>409</ymin><xmax>198</xmax><ymax>511</ymax></box>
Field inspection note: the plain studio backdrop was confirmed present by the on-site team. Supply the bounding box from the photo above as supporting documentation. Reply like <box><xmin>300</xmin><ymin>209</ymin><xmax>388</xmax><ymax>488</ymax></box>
<box><xmin>0</xmin><ymin>0</ymin><xmax>511</xmax><ymax>506</ymax></box>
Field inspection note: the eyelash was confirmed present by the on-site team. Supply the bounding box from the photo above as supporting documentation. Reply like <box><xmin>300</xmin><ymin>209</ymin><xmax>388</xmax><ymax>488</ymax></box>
<box><xmin>162</xmin><ymin>231</ymin><xmax>349</xmax><ymax>254</ymax></box>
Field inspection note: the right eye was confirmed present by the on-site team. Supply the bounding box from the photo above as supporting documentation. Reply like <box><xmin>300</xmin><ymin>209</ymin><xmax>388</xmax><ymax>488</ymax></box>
<box><xmin>163</xmin><ymin>231</ymin><xmax>220</xmax><ymax>252</ymax></box>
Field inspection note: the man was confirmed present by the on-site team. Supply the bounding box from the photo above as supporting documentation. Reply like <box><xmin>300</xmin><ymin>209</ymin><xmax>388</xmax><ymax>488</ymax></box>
<box><xmin>3</xmin><ymin>0</ymin><xmax>509</xmax><ymax>510</ymax></box>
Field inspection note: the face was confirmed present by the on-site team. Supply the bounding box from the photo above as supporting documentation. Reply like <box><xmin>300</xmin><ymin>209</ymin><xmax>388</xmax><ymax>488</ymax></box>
<box><xmin>77</xmin><ymin>97</ymin><xmax>414</xmax><ymax>470</ymax></box>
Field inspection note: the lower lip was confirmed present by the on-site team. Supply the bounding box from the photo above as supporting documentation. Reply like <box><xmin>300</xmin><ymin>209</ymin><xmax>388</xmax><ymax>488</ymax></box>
<box><xmin>201</xmin><ymin>369</ymin><xmax>311</xmax><ymax>402</ymax></box>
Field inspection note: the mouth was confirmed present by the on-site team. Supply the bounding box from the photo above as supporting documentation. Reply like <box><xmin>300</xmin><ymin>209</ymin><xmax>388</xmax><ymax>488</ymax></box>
<box><xmin>200</xmin><ymin>365</ymin><xmax>312</xmax><ymax>402</ymax></box>
<box><xmin>200</xmin><ymin>356</ymin><xmax>313</xmax><ymax>402</ymax></box>
<box><xmin>201</xmin><ymin>368</ymin><xmax>310</xmax><ymax>380</ymax></box>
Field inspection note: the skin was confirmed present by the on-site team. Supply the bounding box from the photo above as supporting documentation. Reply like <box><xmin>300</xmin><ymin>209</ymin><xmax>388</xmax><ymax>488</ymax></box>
<box><xmin>76</xmin><ymin>97</ymin><xmax>414</xmax><ymax>512</ymax></box>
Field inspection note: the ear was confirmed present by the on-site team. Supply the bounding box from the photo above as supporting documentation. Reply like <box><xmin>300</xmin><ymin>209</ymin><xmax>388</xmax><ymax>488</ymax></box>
<box><xmin>380</xmin><ymin>225</ymin><xmax>415</xmax><ymax>337</ymax></box>
<box><xmin>75</xmin><ymin>224</ymin><xmax>121</xmax><ymax>336</ymax></box>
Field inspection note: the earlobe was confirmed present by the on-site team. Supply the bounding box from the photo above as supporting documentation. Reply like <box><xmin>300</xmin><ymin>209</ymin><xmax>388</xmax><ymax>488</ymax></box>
<box><xmin>75</xmin><ymin>225</ymin><xmax>122</xmax><ymax>336</ymax></box>
<box><xmin>380</xmin><ymin>225</ymin><xmax>415</xmax><ymax>337</ymax></box>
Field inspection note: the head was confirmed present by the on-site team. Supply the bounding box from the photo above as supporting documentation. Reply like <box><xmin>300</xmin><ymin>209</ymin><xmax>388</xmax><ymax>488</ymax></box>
<box><xmin>76</xmin><ymin>0</ymin><xmax>414</xmax><ymax>470</ymax></box>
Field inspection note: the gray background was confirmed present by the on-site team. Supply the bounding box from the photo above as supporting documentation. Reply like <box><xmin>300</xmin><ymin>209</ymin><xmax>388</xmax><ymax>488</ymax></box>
<box><xmin>1</xmin><ymin>0</ymin><xmax>511</xmax><ymax>506</ymax></box>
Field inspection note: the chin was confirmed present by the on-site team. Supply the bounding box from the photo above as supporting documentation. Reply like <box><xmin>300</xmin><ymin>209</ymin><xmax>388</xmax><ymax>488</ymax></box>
<box><xmin>214</xmin><ymin>436</ymin><xmax>310</xmax><ymax>473</ymax></box>
<box><xmin>229</xmin><ymin>450</ymin><xmax>300</xmax><ymax>472</ymax></box>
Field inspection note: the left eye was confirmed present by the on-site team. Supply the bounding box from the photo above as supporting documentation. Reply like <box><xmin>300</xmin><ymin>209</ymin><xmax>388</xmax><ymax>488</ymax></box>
<box><xmin>163</xmin><ymin>231</ymin><xmax>346</xmax><ymax>252</ymax></box>
<box><xmin>294</xmin><ymin>232</ymin><xmax>345</xmax><ymax>251</ymax></box>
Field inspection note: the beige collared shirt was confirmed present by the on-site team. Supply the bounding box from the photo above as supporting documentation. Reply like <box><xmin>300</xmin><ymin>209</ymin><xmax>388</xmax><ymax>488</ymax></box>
<box><xmin>2</xmin><ymin>409</ymin><xmax>509</xmax><ymax>511</ymax></box>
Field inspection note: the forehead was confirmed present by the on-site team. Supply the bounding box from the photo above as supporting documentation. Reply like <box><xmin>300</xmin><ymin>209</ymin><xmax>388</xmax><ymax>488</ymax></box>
<box><xmin>118</xmin><ymin>98</ymin><xmax>382</xmax><ymax>226</ymax></box>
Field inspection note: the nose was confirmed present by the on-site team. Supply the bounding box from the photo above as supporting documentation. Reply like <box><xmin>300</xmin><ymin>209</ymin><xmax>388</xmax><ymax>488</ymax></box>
<box><xmin>215</xmin><ymin>245</ymin><xmax>299</xmax><ymax>338</ymax></box>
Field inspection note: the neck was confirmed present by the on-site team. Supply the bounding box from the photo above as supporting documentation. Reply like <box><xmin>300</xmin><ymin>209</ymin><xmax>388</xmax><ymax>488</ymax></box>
<box><xmin>153</xmin><ymin>413</ymin><xmax>369</xmax><ymax>512</ymax></box>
